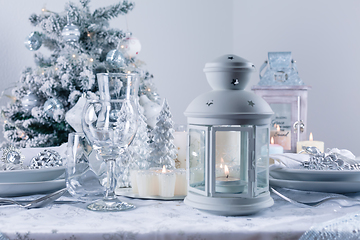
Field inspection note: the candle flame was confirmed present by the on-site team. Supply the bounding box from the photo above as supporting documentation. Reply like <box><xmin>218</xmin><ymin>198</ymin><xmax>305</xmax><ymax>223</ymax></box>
<box><xmin>224</xmin><ymin>165</ymin><xmax>229</xmax><ymax>178</ymax></box>
<box><xmin>271</xmin><ymin>137</ymin><xmax>275</xmax><ymax>145</ymax></box>
<box><xmin>309</xmin><ymin>132</ymin><xmax>313</xmax><ymax>141</ymax></box>
<box><xmin>276</xmin><ymin>125</ymin><xmax>280</xmax><ymax>131</ymax></box>
<box><xmin>162</xmin><ymin>165</ymin><xmax>166</xmax><ymax>173</ymax></box>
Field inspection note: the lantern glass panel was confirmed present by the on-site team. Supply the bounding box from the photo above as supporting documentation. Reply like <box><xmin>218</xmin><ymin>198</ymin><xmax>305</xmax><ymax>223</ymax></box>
<box><xmin>255</xmin><ymin>126</ymin><xmax>270</xmax><ymax>197</ymax></box>
<box><xmin>189</xmin><ymin>128</ymin><xmax>206</xmax><ymax>192</ymax></box>
<box><xmin>214</xmin><ymin>128</ymin><xmax>250</xmax><ymax>195</ymax></box>
<box><xmin>269</xmin><ymin>103</ymin><xmax>292</xmax><ymax>151</ymax></box>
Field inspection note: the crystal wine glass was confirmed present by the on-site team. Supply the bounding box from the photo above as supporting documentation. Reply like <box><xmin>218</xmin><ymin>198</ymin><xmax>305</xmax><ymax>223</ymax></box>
<box><xmin>82</xmin><ymin>98</ymin><xmax>138</xmax><ymax>211</ymax></box>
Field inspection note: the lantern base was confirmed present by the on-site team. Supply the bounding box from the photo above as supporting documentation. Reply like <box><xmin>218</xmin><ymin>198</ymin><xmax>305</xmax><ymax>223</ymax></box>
<box><xmin>184</xmin><ymin>191</ymin><xmax>274</xmax><ymax>216</ymax></box>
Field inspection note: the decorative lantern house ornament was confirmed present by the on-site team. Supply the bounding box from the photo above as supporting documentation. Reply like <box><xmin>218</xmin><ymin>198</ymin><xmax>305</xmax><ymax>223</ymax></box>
<box><xmin>252</xmin><ymin>52</ymin><xmax>311</xmax><ymax>153</ymax></box>
<box><xmin>184</xmin><ymin>54</ymin><xmax>274</xmax><ymax>216</ymax></box>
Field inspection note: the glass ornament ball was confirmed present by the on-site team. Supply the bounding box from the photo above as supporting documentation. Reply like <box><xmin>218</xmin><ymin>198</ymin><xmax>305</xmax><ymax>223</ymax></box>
<box><xmin>21</xmin><ymin>92</ymin><xmax>40</xmax><ymax>112</ymax></box>
<box><xmin>118</xmin><ymin>36</ymin><xmax>141</xmax><ymax>58</ymax></box>
<box><xmin>24</xmin><ymin>32</ymin><xmax>42</xmax><ymax>51</ymax></box>
<box><xmin>106</xmin><ymin>49</ymin><xmax>126</xmax><ymax>68</ymax></box>
<box><xmin>43</xmin><ymin>98</ymin><xmax>64</xmax><ymax>118</ymax></box>
<box><xmin>61</xmin><ymin>23</ymin><xmax>80</xmax><ymax>43</ymax></box>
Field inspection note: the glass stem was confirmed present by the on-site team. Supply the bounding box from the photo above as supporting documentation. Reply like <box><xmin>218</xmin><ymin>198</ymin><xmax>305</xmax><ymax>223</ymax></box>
<box><xmin>105</xmin><ymin>159</ymin><xmax>116</xmax><ymax>200</ymax></box>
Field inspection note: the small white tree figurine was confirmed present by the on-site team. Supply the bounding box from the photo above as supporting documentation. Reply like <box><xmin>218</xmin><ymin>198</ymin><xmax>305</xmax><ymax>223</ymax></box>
<box><xmin>149</xmin><ymin>99</ymin><xmax>177</xmax><ymax>169</ymax></box>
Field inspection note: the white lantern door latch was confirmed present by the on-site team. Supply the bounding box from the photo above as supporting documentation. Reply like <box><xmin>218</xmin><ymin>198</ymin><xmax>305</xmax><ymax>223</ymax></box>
<box><xmin>293</xmin><ymin>120</ymin><xmax>305</xmax><ymax>133</ymax></box>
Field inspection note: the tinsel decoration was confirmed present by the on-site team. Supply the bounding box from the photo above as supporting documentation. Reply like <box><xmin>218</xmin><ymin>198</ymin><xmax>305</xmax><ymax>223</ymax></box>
<box><xmin>24</xmin><ymin>31</ymin><xmax>42</xmax><ymax>51</ymax></box>
<box><xmin>30</xmin><ymin>149</ymin><xmax>63</xmax><ymax>169</ymax></box>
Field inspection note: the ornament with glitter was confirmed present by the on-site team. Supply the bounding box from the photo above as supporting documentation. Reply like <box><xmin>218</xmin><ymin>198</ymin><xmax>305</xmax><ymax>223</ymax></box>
<box><xmin>30</xmin><ymin>149</ymin><xmax>63</xmax><ymax>169</ymax></box>
<box><xmin>21</xmin><ymin>92</ymin><xmax>40</xmax><ymax>112</ymax></box>
<box><xmin>24</xmin><ymin>32</ymin><xmax>42</xmax><ymax>51</ymax></box>
<box><xmin>1</xmin><ymin>146</ymin><xmax>25</xmax><ymax>165</ymax></box>
<box><xmin>106</xmin><ymin>49</ymin><xmax>126</xmax><ymax>68</ymax></box>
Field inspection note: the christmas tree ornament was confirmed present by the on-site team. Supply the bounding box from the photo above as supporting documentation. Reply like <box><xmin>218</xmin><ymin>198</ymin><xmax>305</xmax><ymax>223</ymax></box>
<box><xmin>21</xmin><ymin>92</ymin><xmax>40</xmax><ymax>112</ymax></box>
<box><xmin>1</xmin><ymin>146</ymin><xmax>25</xmax><ymax>165</ymax></box>
<box><xmin>62</xmin><ymin>22</ymin><xmax>81</xmax><ymax>43</ymax></box>
<box><xmin>118</xmin><ymin>36</ymin><xmax>141</xmax><ymax>58</ymax></box>
<box><xmin>24</xmin><ymin>32</ymin><xmax>42</xmax><ymax>51</ymax></box>
<box><xmin>106</xmin><ymin>49</ymin><xmax>126</xmax><ymax>68</ymax></box>
<box><xmin>30</xmin><ymin>149</ymin><xmax>63</xmax><ymax>169</ymax></box>
<box><xmin>43</xmin><ymin>98</ymin><xmax>64</xmax><ymax>118</ymax></box>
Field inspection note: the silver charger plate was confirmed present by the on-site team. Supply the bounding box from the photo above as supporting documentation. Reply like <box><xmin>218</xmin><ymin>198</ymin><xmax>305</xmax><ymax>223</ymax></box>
<box><xmin>0</xmin><ymin>166</ymin><xmax>65</xmax><ymax>183</ymax></box>
<box><xmin>0</xmin><ymin>179</ymin><xmax>66</xmax><ymax>197</ymax></box>
<box><xmin>269</xmin><ymin>177</ymin><xmax>360</xmax><ymax>193</ymax></box>
<box><xmin>115</xmin><ymin>188</ymin><xmax>185</xmax><ymax>200</ymax></box>
<box><xmin>270</xmin><ymin>168</ymin><xmax>360</xmax><ymax>182</ymax></box>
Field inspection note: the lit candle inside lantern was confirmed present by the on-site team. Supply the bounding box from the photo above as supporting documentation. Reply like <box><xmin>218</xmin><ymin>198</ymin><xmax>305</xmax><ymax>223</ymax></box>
<box><xmin>296</xmin><ymin>132</ymin><xmax>325</xmax><ymax>153</ymax></box>
<box><xmin>215</xmin><ymin>165</ymin><xmax>244</xmax><ymax>193</ymax></box>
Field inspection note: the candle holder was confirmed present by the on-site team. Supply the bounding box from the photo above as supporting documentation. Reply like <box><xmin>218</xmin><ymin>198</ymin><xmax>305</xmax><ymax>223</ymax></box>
<box><xmin>184</xmin><ymin>54</ymin><xmax>274</xmax><ymax>216</ymax></box>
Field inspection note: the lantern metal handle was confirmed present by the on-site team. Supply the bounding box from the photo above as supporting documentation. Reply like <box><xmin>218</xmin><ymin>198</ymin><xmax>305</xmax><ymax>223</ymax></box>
<box><xmin>293</xmin><ymin>120</ymin><xmax>305</xmax><ymax>133</ymax></box>
<box><xmin>259</xmin><ymin>60</ymin><xmax>268</xmax><ymax>80</ymax></box>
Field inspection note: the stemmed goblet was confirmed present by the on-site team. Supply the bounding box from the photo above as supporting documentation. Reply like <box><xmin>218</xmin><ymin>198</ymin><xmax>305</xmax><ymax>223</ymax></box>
<box><xmin>82</xmin><ymin>73</ymin><xmax>139</xmax><ymax>211</ymax></box>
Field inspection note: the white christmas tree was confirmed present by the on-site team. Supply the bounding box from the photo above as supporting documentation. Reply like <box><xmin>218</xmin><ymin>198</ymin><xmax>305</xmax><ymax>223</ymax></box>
<box><xmin>148</xmin><ymin>99</ymin><xmax>177</xmax><ymax>169</ymax></box>
<box><xmin>1</xmin><ymin>0</ymin><xmax>161</xmax><ymax>148</ymax></box>
<box><xmin>116</xmin><ymin>103</ymin><xmax>150</xmax><ymax>187</ymax></box>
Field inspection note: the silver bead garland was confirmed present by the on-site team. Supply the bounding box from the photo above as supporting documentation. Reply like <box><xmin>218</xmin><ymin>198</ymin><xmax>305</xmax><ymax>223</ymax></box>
<box><xmin>300</xmin><ymin>146</ymin><xmax>360</xmax><ymax>170</ymax></box>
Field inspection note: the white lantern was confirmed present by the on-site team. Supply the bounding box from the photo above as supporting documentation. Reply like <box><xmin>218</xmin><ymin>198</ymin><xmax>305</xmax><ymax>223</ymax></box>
<box><xmin>184</xmin><ymin>54</ymin><xmax>274</xmax><ymax>216</ymax></box>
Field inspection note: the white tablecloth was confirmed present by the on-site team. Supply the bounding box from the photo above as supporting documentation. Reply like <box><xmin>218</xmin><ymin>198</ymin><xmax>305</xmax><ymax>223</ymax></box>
<box><xmin>1</xmin><ymin>189</ymin><xmax>360</xmax><ymax>240</ymax></box>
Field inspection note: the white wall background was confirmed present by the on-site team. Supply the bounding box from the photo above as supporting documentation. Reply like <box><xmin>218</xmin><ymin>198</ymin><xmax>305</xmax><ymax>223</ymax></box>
<box><xmin>0</xmin><ymin>0</ymin><xmax>359</xmax><ymax>155</ymax></box>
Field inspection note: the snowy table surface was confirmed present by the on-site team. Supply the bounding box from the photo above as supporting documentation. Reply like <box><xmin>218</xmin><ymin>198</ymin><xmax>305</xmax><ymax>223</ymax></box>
<box><xmin>1</xmin><ymin>189</ymin><xmax>360</xmax><ymax>240</ymax></box>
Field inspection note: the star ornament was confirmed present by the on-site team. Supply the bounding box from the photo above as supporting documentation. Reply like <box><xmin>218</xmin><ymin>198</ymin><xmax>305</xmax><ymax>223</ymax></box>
<box><xmin>248</xmin><ymin>100</ymin><xmax>255</xmax><ymax>107</ymax></box>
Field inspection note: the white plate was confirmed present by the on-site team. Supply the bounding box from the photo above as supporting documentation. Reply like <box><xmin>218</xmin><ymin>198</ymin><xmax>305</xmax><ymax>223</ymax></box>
<box><xmin>0</xmin><ymin>179</ymin><xmax>66</xmax><ymax>197</ymax></box>
<box><xmin>269</xmin><ymin>177</ymin><xmax>360</xmax><ymax>193</ymax></box>
<box><xmin>115</xmin><ymin>188</ymin><xmax>185</xmax><ymax>200</ymax></box>
<box><xmin>0</xmin><ymin>167</ymin><xmax>65</xmax><ymax>183</ymax></box>
<box><xmin>270</xmin><ymin>168</ymin><xmax>360</xmax><ymax>182</ymax></box>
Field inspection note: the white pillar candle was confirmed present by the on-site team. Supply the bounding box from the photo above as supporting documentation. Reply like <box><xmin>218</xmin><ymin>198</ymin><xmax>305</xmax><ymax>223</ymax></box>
<box><xmin>174</xmin><ymin>169</ymin><xmax>187</xmax><ymax>196</ymax></box>
<box><xmin>158</xmin><ymin>166</ymin><xmax>176</xmax><ymax>197</ymax></box>
<box><xmin>130</xmin><ymin>170</ymin><xmax>138</xmax><ymax>194</ymax></box>
<box><xmin>296</xmin><ymin>132</ymin><xmax>324</xmax><ymax>153</ymax></box>
<box><xmin>270</xmin><ymin>124</ymin><xmax>291</xmax><ymax>151</ymax></box>
<box><xmin>269</xmin><ymin>136</ymin><xmax>284</xmax><ymax>155</ymax></box>
<box><xmin>173</xmin><ymin>131</ymin><xmax>187</xmax><ymax>169</ymax></box>
<box><xmin>215</xmin><ymin>131</ymin><xmax>240</xmax><ymax>164</ymax></box>
<box><xmin>136</xmin><ymin>170</ymin><xmax>159</xmax><ymax>197</ymax></box>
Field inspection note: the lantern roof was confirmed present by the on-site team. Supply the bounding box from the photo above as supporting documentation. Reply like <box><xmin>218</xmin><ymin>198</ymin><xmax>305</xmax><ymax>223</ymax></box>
<box><xmin>185</xmin><ymin>54</ymin><xmax>273</xmax><ymax>125</ymax></box>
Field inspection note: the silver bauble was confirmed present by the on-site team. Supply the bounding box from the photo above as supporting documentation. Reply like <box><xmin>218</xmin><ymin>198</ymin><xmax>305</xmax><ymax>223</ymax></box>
<box><xmin>21</xmin><ymin>92</ymin><xmax>40</xmax><ymax>112</ymax></box>
<box><xmin>106</xmin><ymin>49</ymin><xmax>126</xmax><ymax>68</ymax></box>
<box><xmin>61</xmin><ymin>23</ymin><xmax>80</xmax><ymax>43</ymax></box>
<box><xmin>43</xmin><ymin>98</ymin><xmax>64</xmax><ymax>118</ymax></box>
<box><xmin>24</xmin><ymin>32</ymin><xmax>42</xmax><ymax>51</ymax></box>
<box><xmin>30</xmin><ymin>149</ymin><xmax>63</xmax><ymax>169</ymax></box>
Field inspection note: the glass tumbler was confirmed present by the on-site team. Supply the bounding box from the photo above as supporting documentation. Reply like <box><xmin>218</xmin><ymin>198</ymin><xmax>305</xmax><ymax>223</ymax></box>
<box><xmin>66</xmin><ymin>132</ymin><xmax>105</xmax><ymax>200</ymax></box>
